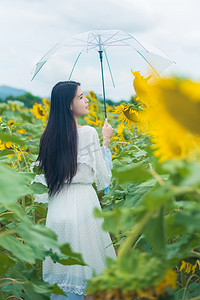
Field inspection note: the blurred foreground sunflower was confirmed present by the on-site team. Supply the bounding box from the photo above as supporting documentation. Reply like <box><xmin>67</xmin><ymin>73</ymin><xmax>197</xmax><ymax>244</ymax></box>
<box><xmin>131</xmin><ymin>71</ymin><xmax>200</xmax><ymax>162</ymax></box>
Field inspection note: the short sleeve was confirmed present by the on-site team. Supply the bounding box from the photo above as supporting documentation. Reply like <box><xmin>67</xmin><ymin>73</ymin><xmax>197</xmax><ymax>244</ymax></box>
<box><xmin>92</xmin><ymin>129</ymin><xmax>112</xmax><ymax>192</ymax></box>
<box><xmin>30</xmin><ymin>161</ymin><xmax>49</xmax><ymax>203</ymax></box>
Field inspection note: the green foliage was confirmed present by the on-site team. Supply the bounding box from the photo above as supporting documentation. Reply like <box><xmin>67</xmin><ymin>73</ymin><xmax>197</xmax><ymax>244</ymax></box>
<box><xmin>85</xmin><ymin>249</ymin><xmax>167</xmax><ymax>298</ymax></box>
<box><xmin>1</xmin><ymin>91</ymin><xmax>200</xmax><ymax>299</ymax></box>
<box><xmin>5</xmin><ymin>92</ymin><xmax>43</xmax><ymax>108</ymax></box>
<box><xmin>0</xmin><ymin>162</ymin><xmax>87</xmax><ymax>299</ymax></box>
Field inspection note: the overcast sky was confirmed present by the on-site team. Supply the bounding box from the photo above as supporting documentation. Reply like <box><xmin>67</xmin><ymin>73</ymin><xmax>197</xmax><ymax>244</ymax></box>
<box><xmin>0</xmin><ymin>0</ymin><xmax>199</xmax><ymax>102</ymax></box>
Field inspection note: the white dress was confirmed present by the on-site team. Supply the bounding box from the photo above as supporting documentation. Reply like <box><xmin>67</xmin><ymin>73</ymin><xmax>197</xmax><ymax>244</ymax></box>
<box><xmin>31</xmin><ymin>125</ymin><xmax>117</xmax><ymax>296</ymax></box>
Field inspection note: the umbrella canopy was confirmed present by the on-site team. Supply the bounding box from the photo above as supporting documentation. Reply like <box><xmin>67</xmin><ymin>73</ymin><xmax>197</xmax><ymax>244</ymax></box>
<box><xmin>31</xmin><ymin>29</ymin><xmax>176</xmax><ymax>119</ymax></box>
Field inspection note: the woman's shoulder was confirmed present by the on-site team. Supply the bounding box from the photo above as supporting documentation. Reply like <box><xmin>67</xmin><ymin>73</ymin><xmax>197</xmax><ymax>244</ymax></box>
<box><xmin>78</xmin><ymin>125</ymin><xmax>98</xmax><ymax>135</ymax></box>
<box><xmin>78</xmin><ymin>125</ymin><xmax>99</xmax><ymax>145</ymax></box>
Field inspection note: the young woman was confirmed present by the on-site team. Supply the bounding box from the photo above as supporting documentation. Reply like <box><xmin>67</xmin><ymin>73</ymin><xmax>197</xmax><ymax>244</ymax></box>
<box><xmin>31</xmin><ymin>81</ymin><xmax>117</xmax><ymax>299</ymax></box>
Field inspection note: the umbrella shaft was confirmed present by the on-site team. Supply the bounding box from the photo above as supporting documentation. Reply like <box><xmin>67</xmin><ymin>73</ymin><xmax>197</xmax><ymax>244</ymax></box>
<box><xmin>98</xmin><ymin>50</ymin><xmax>107</xmax><ymax>119</ymax></box>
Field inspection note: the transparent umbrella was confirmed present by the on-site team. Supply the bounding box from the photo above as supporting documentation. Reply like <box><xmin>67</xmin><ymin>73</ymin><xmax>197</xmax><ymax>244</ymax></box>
<box><xmin>31</xmin><ymin>29</ymin><xmax>176</xmax><ymax>119</ymax></box>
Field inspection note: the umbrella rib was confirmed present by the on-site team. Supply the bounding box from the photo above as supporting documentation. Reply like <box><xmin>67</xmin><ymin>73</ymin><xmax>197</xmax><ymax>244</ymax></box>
<box><xmin>104</xmin><ymin>50</ymin><xmax>115</xmax><ymax>88</ymax></box>
<box><xmin>68</xmin><ymin>52</ymin><xmax>82</xmax><ymax>80</ymax></box>
<box><xmin>103</xmin><ymin>36</ymin><xmax>148</xmax><ymax>52</ymax></box>
<box><xmin>91</xmin><ymin>32</ymin><xmax>100</xmax><ymax>44</ymax></box>
<box><xmin>38</xmin><ymin>41</ymin><xmax>62</xmax><ymax>62</ymax></box>
<box><xmin>87</xmin><ymin>32</ymin><xmax>99</xmax><ymax>50</ymax></box>
<box><xmin>83</xmin><ymin>44</ymin><xmax>99</xmax><ymax>51</ymax></box>
<box><xmin>125</xmin><ymin>32</ymin><xmax>150</xmax><ymax>52</ymax></box>
<box><xmin>31</xmin><ymin>61</ymin><xmax>47</xmax><ymax>81</ymax></box>
<box><xmin>104</xmin><ymin>38</ymin><xmax>149</xmax><ymax>55</ymax></box>
<box><xmin>32</xmin><ymin>29</ymin><xmax>174</xmax><ymax>84</ymax></box>
<box><xmin>136</xmin><ymin>50</ymin><xmax>160</xmax><ymax>77</ymax></box>
<box><xmin>104</xmin><ymin>36</ymin><xmax>133</xmax><ymax>45</ymax></box>
<box><xmin>101</xmin><ymin>30</ymin><xmax>121</xmax><ymax>44</ymax></box>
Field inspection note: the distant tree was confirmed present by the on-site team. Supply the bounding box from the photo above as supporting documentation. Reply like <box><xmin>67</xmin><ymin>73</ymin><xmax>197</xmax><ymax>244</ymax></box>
<box><xmin>4</xmin><ymin>95</ymin><xmax>15</xmax><ymax>101</ymax></box>
<box><xmin>14</xmin><ymin>93</ymin><xmax>43</xmax><ymax>108</ymax></box>
<box><xmin>4</xmin><ymin>92</ymin><xmax>43</xmax><ymax>108</ymax></box>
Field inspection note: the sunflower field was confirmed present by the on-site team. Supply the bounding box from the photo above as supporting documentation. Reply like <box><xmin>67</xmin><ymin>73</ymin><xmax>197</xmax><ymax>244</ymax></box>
<box><xmin>0</xmin><ymin>71</ymin><xmax>200</xmax><ymax>300</ymax></box>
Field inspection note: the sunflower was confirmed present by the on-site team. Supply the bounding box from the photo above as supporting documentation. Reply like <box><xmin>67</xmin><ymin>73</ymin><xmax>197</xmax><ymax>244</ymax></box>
<box><xmin>131</xmin><ymin>69</ymin><xmax>158</xmax><ymax>109</ymax></box>
<box><xmin>7</xmin><ymin>147</ymin><xmax>23</xmax><ymax>161</ymax></box>
<box><xmin>87</xmin><ymin>90</ymin><xmax>97</xmax><ymax>102</ymax></box>
<box><xmin>106</xmin><ymin>105</ymin><xmax>115</xmax><ymax>113</ymax></box>
<box><xmin>178</xmin><ymin>79</ymin><xmax>200</xmax><ymax>102</ymax></box>
<box><xmin>84</xmin><ymin>110</ymin><xmax>103</xmax><ymax>127</ymax></box>
<box><xmin>42</xmin><ymin>98</ymin><xmax>50</xmax><ymax>110</ymax></box>
<box><xmin>143</xmin><ymin>96</ymin><xmax>198</xmax><ymax>162</ymax></box>
<box><xmin>16</xmin><ymin>105</ymin><xmax>22</xmax><ymax>112</ymax></box>
<box><xmin>16</xmin><ymin>129</ymin><xmax>26</xmax><ymax>134</ymax></box>
<box><xmin>89</xmin><ymin>103</ymin><xmax>99</xmax><ymax>111</ymax></box>
<box><xmin>111</xmin><ymin>145</ymin><xmax>118</xmax><ymax>159</ymax></box>
<box><xmin>0</xmin><ymin>140</ymin><xmax>13</xmax><ymax>150</ymax></box>
<box><xmin>11</xmin><ymin>103</ymin><xmax>15</xmax><ymax>111</ymax></box>
<box><xmin>0</xmin><ymin>139</ymin><xmax>5</xmax><ymax>150</ymax></box>
<box><xmin>8</xmin><ymin>120</ymin><xmax>16</xmax><ymax>127</ymax></box>
<box><xmin>180</xmin><ymin>259</ymin><xmax>200</xmax><ymax>274</ymax></box>
<box><xmin>156</xmin><ymin>77</ymin><xmax>200</xmax><ymax>135</ymax></box>
<box><xmin>117</xmin><ymin>122</ymin><xmax>125</xmax><ymax>141</ymax></box>
<box><xmin>30</xmin><ymin>103</ymin><xmax>46</xmax><ymax>121</ymax></box>
<box><xmin>114</xmin><ymin>103</ymin><xmax>144</xmax><ymax>132</ymax></box>
<box><xmin>131</xmin><ymin>71</ymin><xmax>200</xmax><ymax>162</ymax></box>
<box><xmin>154</xmin><ymin>269</ymin><xmax>176</xmax><ymax>296</ymax></box>
<box><xmin>150</xmin><ymin>131</ymin><xmax>193</xmax><ymax>163</ymax></box>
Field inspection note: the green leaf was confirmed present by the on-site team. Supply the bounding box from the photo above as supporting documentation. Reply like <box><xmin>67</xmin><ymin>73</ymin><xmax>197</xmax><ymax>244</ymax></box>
<box><xmin>140</xmin><ymin>182</ymin><xmax>174</xmax><ymax>211</ymax></box>
<box><xmin>113</xmin><ymin>162</ymin><xmax>152</xmax><ymax>183</ymax></box>
<box><xmin>125</xmin><ymin>179</ymin><xmax>156</xmax><ymax>208</ymax></box>
<box><xmin>23</xmin><ymin>269</ymin><xmax>53</xmax><ymax>294</ymax></box>
<box><xmin>0</xmin><ymin>149</ymin><xmax>14</xmax><ymax>156</ymax></box>
<box><xmin>93</xmin><ymin>207</ymin><xmax>136</xmax><ymax>235</ymax></box>
<box><xmin>166</xmin><ymin>234</ymin><xmax>200</xmax><ymax>265</ymax></box>
<box><xmin>0</xmin><ymin>131</ymin><xmax>26</xmax><ymax>146</ymax></box>
<box><xmin>0</xmin><ymin>235</ymin><xmax>36</xmax><ymax>264</ymax></box>
<box><xmin>30</xmin><ymin>181</ymin><xmax>49</xmax><ymax>194</ymax></box>
<box><xmin>52</xmin><ymin>283</ymin><xmax>67</xmax><ymax>296</ymax></box>
<box><xmin>16</xmin><ymin>222</ymin><xmax>59</xmax><ymax>249</ymax></box>
<box><xmin>143</xmin><ymin>207</ymin><xmax>166</xmax><ymax>256</ymax></box>
<box><xmin>166</xmin><ymin>211</ymin><xmax>200</xmax><ymax>237</ymax></box>
<box><xmin>0</xmin><ymin>163</ymin><xmax>31</xmax><ymax>204</ymax></box>
<box><xmin>0</xmin><ymin>252</ymin><xmax>17</xmax><ymax>276</ymax></box>
<box><xmin>58</xmin><ymin>242</ymin><xmax>88</xmax><ymax>266</ymax></box>
<box><xmin>5</xmin><ymin>202</ymin><xmax>32</xmax><ymax>223</ymax></box>
<box><xmin>175</xmin><ymin>283</ymin><xmax>200</xmax><ymax>299</ymax></box>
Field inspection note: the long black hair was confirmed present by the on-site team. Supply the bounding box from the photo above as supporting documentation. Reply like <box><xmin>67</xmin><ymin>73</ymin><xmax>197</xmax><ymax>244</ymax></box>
<box><xmin>36</xmin><ymin>81</ymin><xmax>81</xmax><ymax>197</ymax></box>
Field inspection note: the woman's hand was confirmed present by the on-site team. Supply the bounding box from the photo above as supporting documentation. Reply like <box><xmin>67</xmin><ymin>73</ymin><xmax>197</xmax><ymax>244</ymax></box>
<box><xmin>102</xmin><ymin>119</ymin><xmax>114</xmax><ymax>147</ymax></box>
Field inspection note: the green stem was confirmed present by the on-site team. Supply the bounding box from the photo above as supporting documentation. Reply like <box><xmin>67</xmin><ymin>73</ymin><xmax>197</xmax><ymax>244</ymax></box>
<box><xmin>31</xmin><ymin>195</ymin><xmax>36</xmax><ymax>223</ymax></box>
<box><xmin>181</xmin><ymin>269</ymin><xmax>186</xmax><ymax>287</ymax></box>
<box><xmin>0</xmin><ymin>230</ymin><xmax>17</xmax><ymax>237</ymax></box>
<box><xmin>132</xmin><ymin>144</ymin><xmax>142</xmax><ymax>151</ymax></box>
<box><xmin>148</xmin><ymin>162</ymin><xmax>164</xmax><ymax>186</ymax></box>
<box><xmin>190</xmin><ymin>250</ymin><xmax>200</xmax><ymax>257</ymax></box>
<box><xmin>18</xmin><ymin>145</ymin><xmax>29</xmax><ymax>172</ymax></box>
<box><xmin>7</xmin><ymin>127</ymin><xmax>21</xmax><ymax>170</ymax></box>
<box><xmin>170</xmin><ymin>185</ymin><xmax>200</xmax><ymax>197</ymax></box>
<box><xmin>117</xmin><ymin>211</ymin><xmax>152</xmax><ymax>267</ymax></box>
<box><xmin>22</xmin><ymin>196</ymin><xmax>26</xmax><ymax>211</ymax></box>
